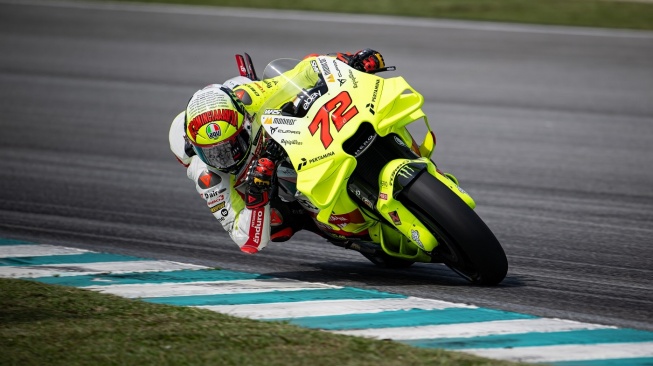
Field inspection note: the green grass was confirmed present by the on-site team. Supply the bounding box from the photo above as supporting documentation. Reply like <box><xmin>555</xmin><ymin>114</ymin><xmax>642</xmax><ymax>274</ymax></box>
<box><xmin>0</xmin><ymin>278</ymin><xmax>526</xmax><ymax>366</ymax></box>
<box><xmin>98</xmin><ymin>0</ymin><xmax>653</xmax><ymax>30</ymax></box>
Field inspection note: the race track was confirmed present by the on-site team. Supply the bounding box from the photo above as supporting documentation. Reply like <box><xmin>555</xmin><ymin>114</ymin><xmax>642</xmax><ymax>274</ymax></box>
<box><xmin>1</xmin><ymin>0</ymin><xmax>652</xmax><ymax>333</ymax></box>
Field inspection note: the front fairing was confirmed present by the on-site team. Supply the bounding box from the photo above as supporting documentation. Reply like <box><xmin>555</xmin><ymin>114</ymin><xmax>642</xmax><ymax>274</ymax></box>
<box><xmin>257</xmin><ymin>58</ymin><xmax>372</xmax><ymax>223</ymax></box>
<box><xmin>258</xmin><ymin>56</ymin><xmax>475</xmax><ymax>229</ymax></box>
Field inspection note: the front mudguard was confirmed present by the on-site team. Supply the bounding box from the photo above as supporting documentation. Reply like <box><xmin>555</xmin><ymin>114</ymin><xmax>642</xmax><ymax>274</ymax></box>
<box><xmin>374</xmin><ymin>158</ymin><xmax>476</xmax><ymax>261</ymax></box>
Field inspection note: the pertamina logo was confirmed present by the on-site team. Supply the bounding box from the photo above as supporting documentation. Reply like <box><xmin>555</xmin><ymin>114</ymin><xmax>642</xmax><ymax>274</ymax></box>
<box><xmin>309</xmin><ymin>151</ymin><xmax>334</xmax><ymax>163</ymax></box>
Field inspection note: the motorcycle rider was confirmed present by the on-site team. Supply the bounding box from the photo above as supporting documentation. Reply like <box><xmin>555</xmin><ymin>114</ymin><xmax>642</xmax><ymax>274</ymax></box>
<box><xmin>169</xmin><ymin>49</ymin><xmax>387</xmax><ymax>254</ymax></box>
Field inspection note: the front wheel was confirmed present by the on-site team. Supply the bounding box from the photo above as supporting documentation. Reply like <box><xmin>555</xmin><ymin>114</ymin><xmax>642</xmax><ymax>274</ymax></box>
<box><xmin>398</xmin><ymin>172</ymin><xmax>508</xmax><ymax>285</ymax></box>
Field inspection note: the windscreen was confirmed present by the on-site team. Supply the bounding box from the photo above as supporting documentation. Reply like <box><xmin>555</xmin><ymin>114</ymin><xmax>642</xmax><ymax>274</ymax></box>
<box><xmin>257</xmin><ymin>58</ymin><xmax>323</xmax><ymax>115</ymax></box>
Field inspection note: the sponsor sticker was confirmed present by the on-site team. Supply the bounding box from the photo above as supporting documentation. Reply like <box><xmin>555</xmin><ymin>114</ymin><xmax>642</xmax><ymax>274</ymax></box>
<box><xmin>319</xmin><ymin>58</ymin><xmax>332</xmax><ymax>76</ymax></box>
<box><xmin>251</xmin><ymin>209</ymin><xmax>264</xmax><ymax>243</ymax></box>
<box><xmin>273</xmin><ymin>118</ymin><xmax>296</xmax><ymax>126</ymax></box>
<box><xmin>280</xmin><ymin>139</ymin><xmax>302</xmax><ymax>146</ymax></box>
<box><xmin>296</xmin><ymin>158</ymin><xmax>307</xmax><ymax>171</ymax></box>
<box><xmin>411</xmin><ymin>229</ymin><xmax>426</xmax><ymax>250</ymax></box>
<box><xmin>332</xmin><ymin>59</ymin><xmax>343</xmax><ymax>77</ymax></box>
<box><xmin>362</xmin><ymin>197</ymin><xmax>373</xmax><ymax>208</ymax></box>
<box><xmin>206</xmin><ymin>123</ymin><xmax>221</xmax><ymax>139</ymax></box>
<box><xmin>394</xmin><ymin>135</ymin><xmax>406</xmax><ymax>147</ymax></box>
<box><xmin>198</xmin><ymin>170</ymin><xmax>222</xmax><ymax>189</ymax></box>
<box><xmin>210</xmin><ymin>201</ymin><xmax>226</xmax><ymax>213</ymax></box>
<box><xmin>187</xmin><ymin>109</ymin><xmax>237</xmax><ymax>140</ymax></box>
<box><xmin>308</xmin><ymin>151</ymin><xmax>334</xmax><ymax>164</ymax></box>
<box><xmin>303</xmin><ymin>91</ymin><xmax>322</xmax><ymax>110</ymax></box>
<box><xmin>235</xmin><ymin>89</ymin><xmax>252</xmax><ymax>105</ymax></box>
<box><xmin>371</xmin><ymin>79</ymin><xmax>380</xmax><ymax>102</ymax></box>
<box><xmin>270</xmin><ymin>126</ymin><xmax>300</xmax><ymax>135</ymax></box>
<box><xmin>353</xmin><ymin>134</ymin><xmax>375</xmax><ymax>157</ymax></box>
<box><xmin>389</xmin><ymin>210</ymin><xmax>401</xmax><ymax>225</ymax></box>
<box><xmin>244</xmin><ymin>84</ymin><xmax>260</xmax><ymax>97</ymax></box>
<box><xmin>203</xmin><ymin>190</ymin><xmax>224</xmax><ymax>201</ymax></box>
<box><xmin>348</xmin><ymin>69</ymin><xmax>359</xmax><ymax>88</ymax></box>
<box><xmin>311</xmin><ymin>60</ymin><xmax>320</xmax><ymax>74</ymax></box>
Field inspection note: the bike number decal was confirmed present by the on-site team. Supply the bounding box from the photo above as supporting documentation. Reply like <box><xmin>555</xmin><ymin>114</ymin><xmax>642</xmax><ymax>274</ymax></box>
<box><xmin>309</xmin><ymin>91</ymin><xmax>359</xmax><ymax>149</ymax></box>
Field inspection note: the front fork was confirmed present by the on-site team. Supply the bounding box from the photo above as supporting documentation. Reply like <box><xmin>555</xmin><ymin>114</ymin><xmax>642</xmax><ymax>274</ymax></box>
<box><xmin>372</xmin><ymin>158</ymin><xmax>476</xmax><ymax>262</ymax></box>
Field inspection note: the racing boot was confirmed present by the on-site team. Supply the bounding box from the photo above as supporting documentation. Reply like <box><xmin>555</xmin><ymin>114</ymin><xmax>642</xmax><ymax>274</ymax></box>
<box><xmin>269</xmin><ymin>199</ymin><xmax>307</xmax><ymax>242</ymax></box>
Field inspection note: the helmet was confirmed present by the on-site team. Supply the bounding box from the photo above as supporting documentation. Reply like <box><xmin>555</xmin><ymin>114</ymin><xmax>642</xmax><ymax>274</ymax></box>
<box><xmin>185</xmin><ymin>85</ymin><xmax>251</xmax><ymax>173</ymax></box>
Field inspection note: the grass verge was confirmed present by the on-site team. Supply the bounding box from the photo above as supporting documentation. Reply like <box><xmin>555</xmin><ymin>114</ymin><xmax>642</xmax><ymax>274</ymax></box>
<box><xmin>98</xmin><ymin>0</ymin><xmax>653</xmax><ymax>30</ymax></box>
<box><xmin>0</xmin><ymin>278</ymin><xmax>524</xmax><ymax>366</ymax></box>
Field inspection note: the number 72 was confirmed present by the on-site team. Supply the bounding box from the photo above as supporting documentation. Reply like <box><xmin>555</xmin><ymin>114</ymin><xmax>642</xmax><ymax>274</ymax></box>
<box><xmin>308</xmin><ymin>91</ymin><xmax>359</xmax><ymax>149</ymax></box>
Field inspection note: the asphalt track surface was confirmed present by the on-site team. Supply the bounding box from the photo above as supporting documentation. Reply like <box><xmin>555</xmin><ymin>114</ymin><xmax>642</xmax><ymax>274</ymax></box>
<box><xmin>0</xmin><ymin>0</ymin><xmax>652</xmax><ymax>333</ymax></box>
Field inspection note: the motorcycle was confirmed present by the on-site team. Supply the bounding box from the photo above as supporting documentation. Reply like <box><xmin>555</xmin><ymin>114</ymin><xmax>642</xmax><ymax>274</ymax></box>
<box><xmin>235</xmin><ymin>53</ymin><xmax>508</xmax><ymax>285</ymax></box>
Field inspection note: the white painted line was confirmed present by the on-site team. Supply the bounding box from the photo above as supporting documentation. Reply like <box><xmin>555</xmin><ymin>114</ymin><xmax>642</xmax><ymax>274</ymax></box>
<box><xmin>465</xmin><ymin>341</ymin><xmax>653</xmax><ymax>363</ymax></box>
<box><xmin>84</xmin><ymin>278</ymin><xmax>339</xmax><ymax>298</ymax></box>
<box><xmin>199</xmin><ymin>297</ymin><xmax>473</xmax><ymax>319</ymax></box>
<box><xmin>0</xmin><ymin>244</ymin><xmax>89</xmax><ymax>258</ymax></box>
<box><xmin>2</xmin><ymin>0</ymin><xmax>652</xmax><ymax>39</ymax></box>
<box><xmin>333</xmin><ymin>318</ymin><xmax>612</xmax><ymax>340</ymax></box>
<box><xmin>0</xmin><ymin>260</ymin><xmax>207</xmax><ymax>278</ymax></box>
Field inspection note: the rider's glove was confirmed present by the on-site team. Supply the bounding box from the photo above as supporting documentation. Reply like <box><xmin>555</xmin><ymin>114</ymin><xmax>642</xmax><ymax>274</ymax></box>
<box><xmin>263</xmin><ymin>138</ymin><xmax>285</xmax><ymax>161</ymax></box>
<box><xmin>245</xmin><ymin>158</ymin><xmax>275</xmax><ymax>209</ymax></box>
<box><xmin>348</xmin><ymin>49</ymin><xmax>385</xmax><ymax>73</ymax></box>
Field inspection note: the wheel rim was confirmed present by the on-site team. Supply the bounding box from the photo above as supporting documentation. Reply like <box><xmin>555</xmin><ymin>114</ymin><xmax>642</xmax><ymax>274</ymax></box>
<box><xmin>430</xmin><ymin>226</ymin><xmax>481</xmax><ymax>282</ymax></box>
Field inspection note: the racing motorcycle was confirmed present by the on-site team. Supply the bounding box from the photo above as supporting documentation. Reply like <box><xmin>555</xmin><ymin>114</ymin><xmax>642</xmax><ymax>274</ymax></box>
<box><xmin>235</xmin><ymin>53</ymin><xmax>508</xmax><ymax>285</ymax></box>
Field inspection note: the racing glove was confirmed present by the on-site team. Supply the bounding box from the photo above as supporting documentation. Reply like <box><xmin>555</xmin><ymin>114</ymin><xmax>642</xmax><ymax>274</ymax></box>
<box><xmin>348</xmin><ymin>49</ymin><xmax>385</xmax><ymax>73</ymax></box>
<box><xmin>245</xmin><ymin>158</ymin><xmax>275</xmax><ymax>209</ymax></box>
<box><xmin>263</xmin><ymin>138</ymin><xmax>285</xmax><ymax>161</ymax></box>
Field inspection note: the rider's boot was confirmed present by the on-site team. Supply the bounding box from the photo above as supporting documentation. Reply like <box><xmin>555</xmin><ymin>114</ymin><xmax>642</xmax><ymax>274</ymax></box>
<box><xmin>269</xmin><ymin>199</ymin><xmax>312</xmax><ymax>242</ymax></box>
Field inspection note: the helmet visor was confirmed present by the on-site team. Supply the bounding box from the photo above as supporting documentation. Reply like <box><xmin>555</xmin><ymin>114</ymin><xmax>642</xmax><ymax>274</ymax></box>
<box><xmin>195</xmin><ymin>126</ymin><xmax>250</xmax><ymax>172</ymax></box>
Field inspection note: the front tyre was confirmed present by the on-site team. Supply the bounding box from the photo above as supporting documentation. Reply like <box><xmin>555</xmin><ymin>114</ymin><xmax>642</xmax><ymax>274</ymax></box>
<box><xmin>398</xmin><ymin>172</ymin><xmax>508</xmax><ymax>285</ymax></box>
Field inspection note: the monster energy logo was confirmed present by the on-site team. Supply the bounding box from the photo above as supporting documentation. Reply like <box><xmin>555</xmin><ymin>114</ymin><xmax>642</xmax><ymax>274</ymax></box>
<box><xmin>396</xmin><ymin>165</ymin><xmax>415</xmax><ymax>179</ymax></box>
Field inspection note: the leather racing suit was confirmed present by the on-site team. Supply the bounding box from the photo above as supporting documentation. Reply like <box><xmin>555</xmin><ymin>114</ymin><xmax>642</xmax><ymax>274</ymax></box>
<box><xmin>169</xmin><ymin>51</ymin><xmax>386</xmax><ymax>254</ymax></box>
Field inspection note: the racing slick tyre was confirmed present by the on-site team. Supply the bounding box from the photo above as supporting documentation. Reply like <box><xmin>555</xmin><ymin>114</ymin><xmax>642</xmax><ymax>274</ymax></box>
<box><xmin>398</xmin><ymin>171</ymin><xmax>508</xmax><ymax>285</ymax></box>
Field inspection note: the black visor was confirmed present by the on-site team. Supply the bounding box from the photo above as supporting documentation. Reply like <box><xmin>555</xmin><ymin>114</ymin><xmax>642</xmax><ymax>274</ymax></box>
<box><xmin>194</xmin><ymin>126</ymin><xmax>250</xmax><ymax>172</ymax></box>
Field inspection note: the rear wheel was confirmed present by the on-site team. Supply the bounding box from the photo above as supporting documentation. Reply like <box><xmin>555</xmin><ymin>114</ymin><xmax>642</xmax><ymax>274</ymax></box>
<box><xmin>399</xmin><ymin>172</ymin><xmax>508</xmax><ymax>285</ymax></box>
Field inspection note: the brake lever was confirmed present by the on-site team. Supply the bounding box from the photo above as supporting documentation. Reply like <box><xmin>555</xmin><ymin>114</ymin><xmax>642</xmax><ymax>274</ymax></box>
<box><xmin>368</xmin><ymin>66</ymin><xmax>397</xmax><ymax>74</ymax></box>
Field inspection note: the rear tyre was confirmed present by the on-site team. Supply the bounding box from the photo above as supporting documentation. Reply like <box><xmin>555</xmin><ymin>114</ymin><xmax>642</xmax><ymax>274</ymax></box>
<box><xmin>399</xmin><ymin>172</ymin><xmax>508</xmax><ymax>285</ymax></box>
